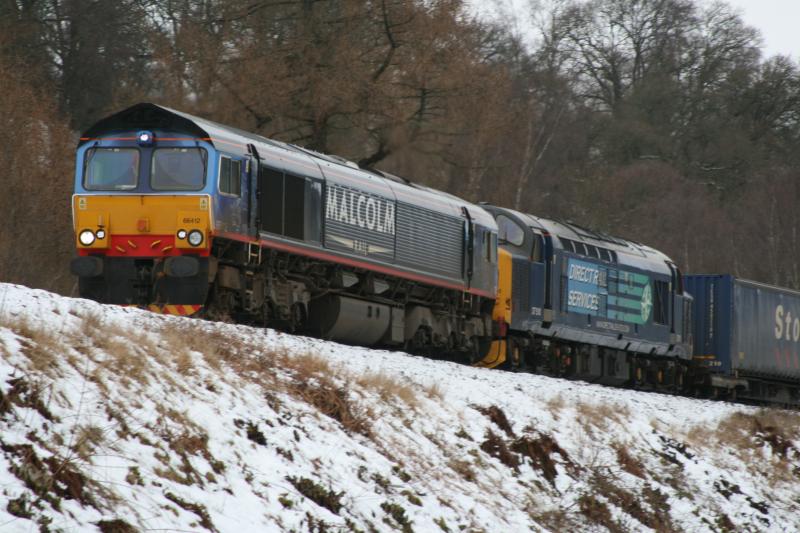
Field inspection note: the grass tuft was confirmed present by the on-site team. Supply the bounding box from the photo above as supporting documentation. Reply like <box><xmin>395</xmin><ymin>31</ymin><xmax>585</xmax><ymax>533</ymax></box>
<box><xmin>96</xmin><ymin>519</ymin><xmax>138</xmax><ymax>533</ymax></box>
<box><xmin>511</xmin><ymin>431</ymin><xmax>573</xmax><ymax>486</ymax></box>
<box><xmin>613</xmin><ymin>441</ymin><xmax>646</xmax><ymax>479</ymax></box>
<box><xmin>473</xmin><ymin>404</ymin><xmax>515</xmax><ymax>437</ymax></box>
<box><xmin>286</xmin><ymin>476</ymin><xmax>344</xmax><ymax>514</ymax></box>
<box><xmin>356</xmin><ymin>371</ymin><xmax>418</xmax><ymax>408</ymax></box>
<box><xmin>165</xmin><ymin>492</ymin><xmax>217</xmax><ymax>532</ymax></box>
<box><xmin>480</xmin><ymin>430</ymin><xmax>520</xmax><ymax>471</ymax></box>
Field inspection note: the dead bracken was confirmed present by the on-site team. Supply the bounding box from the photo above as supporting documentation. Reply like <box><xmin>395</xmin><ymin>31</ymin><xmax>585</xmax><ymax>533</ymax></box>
<box><xmin>473</xmin><ymin>404</ymin><xmax>515</xmax><ymax>437</ymax></box>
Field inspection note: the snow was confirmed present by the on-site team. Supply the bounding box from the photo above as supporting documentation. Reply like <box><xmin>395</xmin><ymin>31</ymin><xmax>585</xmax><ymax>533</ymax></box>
<box><xmin>0</xmin><ymin>282</ymin><xmax>799</xmax><ymax>532</ymax></box>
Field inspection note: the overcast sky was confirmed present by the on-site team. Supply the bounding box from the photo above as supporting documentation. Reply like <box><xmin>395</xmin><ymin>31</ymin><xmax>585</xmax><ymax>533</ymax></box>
<box><xmin>725</xmin><ymin>0</ymin><xmax>799</xmax><ymax>59</ymax></box>
<box><xmin>471</xmin><ymin>0</ymin><xmax>799</xmax><ymax>60</ymax></box>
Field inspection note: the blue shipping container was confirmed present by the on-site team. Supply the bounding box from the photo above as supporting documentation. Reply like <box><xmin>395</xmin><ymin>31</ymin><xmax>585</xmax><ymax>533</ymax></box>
<box><xmin>685</xmin><ymin>275</ymin><xmax>800</xmax><ymax>380</ymax></box>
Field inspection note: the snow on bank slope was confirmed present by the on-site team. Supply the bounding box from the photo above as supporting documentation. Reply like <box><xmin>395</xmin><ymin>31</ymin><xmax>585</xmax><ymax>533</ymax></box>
<box><xmin>0</xmin><ymin>283</ymin><xmax>799</xmax><ymax>532</ymax></box>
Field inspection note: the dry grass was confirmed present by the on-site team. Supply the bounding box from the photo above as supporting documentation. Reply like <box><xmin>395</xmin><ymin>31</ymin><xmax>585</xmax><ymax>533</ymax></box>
<box><xmin>122</xmin><ymin>329</ymin><xmax>160</xmax><ymax>357</ymax></box>
<box><xmin>289</xmin><ymin>376</ymin><xmax>371</xmax><ymax>437</ymax></box>
<box><xmin>7</xmin><ymin>303</ymin><xmax>436</xmax><ymax>453</ymax></box>
<box><xmin>575</xmin><ymin>401</ymin><xmax>631</xmax><ymax>432</ymax></box>
<box><xmin>546</xmin><ymin>395</ymin><xmax>565</xmax><ymax>419</ymax></box>
<box><xmin>45</xmin><ymin>312</ymin><xmax>160</xmax><ymax>389</ymax></box>
<box><xmin>356</xmin><ymin>371</ymin><xmax>418</xmax><ymax>408</ymax></box>
<box><xmin>157</xmin><ymin>321</ymin><xmax>245</xmax><ymax>377</ymax></box>
<box><xmin>687</xmin><ymin>409</ymin><xmax>800</xmax><ymax>448</ymax></box>
<box><xmin>80</xmin><ymin>311</ymin><xmax>104</xmax><ymax>338</ymax></box>
<box><xmin>96</xmin><ymin>519</ymin><xmax>138</xmax><ymax>533</ymax></box>
<box><xmin>0</xmin><ymin>375</ymin><xmax>56</xmax><ymax>421</ymax></box>
<box><xmin>480</xmin><ymin>430</ymin><xmax>520</xmax><ymax>471</ymax></box>
<box><xmin>4</xmin><ymin>316</ymin><xmax>63</xmax><ymax>375</ymax></box>
<box><xmin>148</xmin><ymin>411</ymin><xmax>216</xmax><ymax>488</ymax></box>
<box><xmin>283</xmin><ymin>351</ymin><xmax>333</xmax><ymax>378</ymax></box>
<box><xmin>527</xmin><ymin>505</ymin><xmax>574</xmax><ymax>533</ymax></box>
<box><xmin>94</xmin><ymin>335</ymin><xmax>150</xmax><ymax>387</ymax></box>
<box><xmin>511</xmin><ymin>430</ymin><xmax>575</xmax><ymax>486</ymax></box>
<box><xmin>159</xmin><ymin>326</ymin><xmax>197</xmax><ymax>375</ymax></box>
<box><xmin>473</xmin><ymin>405</ymin><xmax>515</xmax><ymax>437</ymax></box>
<box><xmin>577</xmin><ymin>492</ymin><xmax>620</xmax><ymax>532</ymax></box>
<box><xmin>423</xmin><ymin>381</ymin><xmax>444</xmax><ymax>401</ymax></box>
<box><xmin>126</xmin><ymin>319</ymin><xmax>376</xmax><ymax>438</ymax></box>
<box><xmin>686</xmin><ymin>408</ymin><xmax>800</xmax><ymax>483</ymax></box>
<box><xmin>72</xmin><ymin>424</ymin><xmax>106</xmax><ymax>462</ymax></box>
<box><xmin>586</xmin><ymin>471</ymin><xmax>676</xmax><ymax>532</ymax></box>
<box><xmin>448</xmin><ymin>458</ymin><xmax>476</xmax><ymax>482</ymax></box>
<box><xmin>267</xmin><ymin>351</ymin><xmax>372</xmax><ymax>436</ymax></box>
<box><xmin>173</xmin><ymin>348</ymin><xmax>195</xmax><ymax>375</ymax></box>
<box><xmin>2</xmin><ymin>441</ymin><xmax>100</xmax><ymax>511</ymax></box>
<box><xmin>613</xmin><ymin>441</ymin><xmax>647</xmax><ymax>479</ymax></box>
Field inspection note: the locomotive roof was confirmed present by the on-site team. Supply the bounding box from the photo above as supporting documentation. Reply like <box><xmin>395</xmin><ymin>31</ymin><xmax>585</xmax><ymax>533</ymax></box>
<box><xmin>80</xmin><ymin>103</ymin><xmax>497</xmax><ymax>229</ymax></box>
<box><xmin>490</xmin><ymin>205</ymin><xmax>673</xmax><ymax>275</ymax></box>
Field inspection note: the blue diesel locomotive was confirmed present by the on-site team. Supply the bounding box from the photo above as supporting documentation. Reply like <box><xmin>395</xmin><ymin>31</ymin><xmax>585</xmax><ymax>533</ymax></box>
<box><xmin>480</xmin><ymin>205</ymin><xmax>694</xmax><ymax>389</ymax></box>
<box><xmin>71</xmin><ymin>103</ymin><xmax>499</xmax><ymax>361</ymax></box>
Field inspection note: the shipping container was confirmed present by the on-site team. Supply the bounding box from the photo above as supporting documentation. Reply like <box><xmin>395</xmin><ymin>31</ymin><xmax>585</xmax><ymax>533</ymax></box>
<box><xmin>685</xmin><ymin>275</ymin><xmax>800</xmax><ymax>382</ymax></box>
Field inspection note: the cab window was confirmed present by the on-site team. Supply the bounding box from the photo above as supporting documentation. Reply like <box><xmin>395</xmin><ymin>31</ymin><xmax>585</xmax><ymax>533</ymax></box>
<box><xmin>483</xmin><ymin>231</ymin><xmax>492</xmax><ymax>262</ymax></box>
<box><xmin>531</xmin><ymin>232</ymin><xmax>544</xmax><ymax>262</ymax></box>
<box><xmin>151</xmin><ymin>148</ymin><xmax>206</xmax><ymax>191</ymax></box>
<box><xmin>84</xmin><ymin>148</ymin><xmax>139</xmax><ymax>190</ymax></box>
<box><xmin>219</xmin><ymin>155</ymin><xmax>241</xmax><ymax>196</ymax></box>
<box><xmin>653</xmin><ymin>280</ymin><xmax>669</xmax><ymax>325</ymax></box>
<box><xmin>497</xmin><ymin>215</ymin><xmax>524</xmax><ymax>246</ymax></box>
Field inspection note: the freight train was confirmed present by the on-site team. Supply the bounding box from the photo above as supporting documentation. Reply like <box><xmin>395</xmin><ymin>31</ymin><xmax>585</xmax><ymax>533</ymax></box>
<box><xmin>70</xmin><ymin>103</ymin><xmax>800</xmax><ymax>406</ymax></box>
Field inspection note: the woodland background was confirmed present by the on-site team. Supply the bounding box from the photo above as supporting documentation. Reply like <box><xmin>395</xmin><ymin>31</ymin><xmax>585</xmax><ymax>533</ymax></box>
<box><xmin>1</xmin><ymin>0</ymin><xmax>798</xmax><ymax>295</ymax></box>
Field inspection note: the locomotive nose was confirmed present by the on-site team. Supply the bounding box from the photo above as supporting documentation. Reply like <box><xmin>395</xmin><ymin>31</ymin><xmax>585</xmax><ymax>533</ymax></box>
<box><xmin>72</xmin><ymin>194</ymin><xmax>212</xmax><ymax>309</ymax></box>
<box><xmin>73</xmin><ymin>195</ymin><xmax>211</xmax><ymax>256</ymax></box>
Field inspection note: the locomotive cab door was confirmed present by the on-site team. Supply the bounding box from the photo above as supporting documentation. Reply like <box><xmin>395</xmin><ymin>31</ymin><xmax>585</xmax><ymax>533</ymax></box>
<box><xmin>529</xmin><ymin>230</ymin><xmax>549</xmax><ymax>321</ymax></box>
<box><xmin>247</xmin><ymin>144</ymin><xmax>260</xmax><ymax>238</ymax></box>
<box><xmin>462</xmin><ymin>207</ymin><xmax>475</xmax><ymax>287</ymax></box>
<box><xmin>667</xmin><ymin>262</ymin><xmax>683</xmax><ymax>334</ymax></box>
<box><xmin>215</xmin><ymin>153</ymin><xmax>248</xmax><ymax>234</ymax></box>
<box><xmin>541</xmin><ymin>232</ymin><xmax>554</xmax><ymax>323</ymax></box>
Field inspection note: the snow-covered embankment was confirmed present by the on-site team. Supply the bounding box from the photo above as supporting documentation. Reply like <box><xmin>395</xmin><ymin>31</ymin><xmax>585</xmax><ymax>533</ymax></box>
<box><xmin>0</xmin><ymin>283</ymin><xmax>798</xmax><ymax>532</ymax></box>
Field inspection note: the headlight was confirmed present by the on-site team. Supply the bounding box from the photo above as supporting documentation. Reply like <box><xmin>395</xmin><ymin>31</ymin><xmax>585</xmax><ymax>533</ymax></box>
<box><xmin>177</xmin><ymin>229</ymin><xmax>187</xmax><ymax>240</ymax></box>
<box><xmin>95</xmin><ymin>229</ymin><xmax>106</xmax><ymax>240</ymax></box>
<box><xmin>187</xmin><ymin>230</ymin><xmax>203</xmax><ymax>247</ymax></box>
<box><xmin>79</xmin><ymin>230</ymin><xmax>96</xmax><ymax>246</ymax></box>
<box><xmin>137</xmin><ymin>130</ymin><xmax>155</xmax><ymax>146</ymax></box>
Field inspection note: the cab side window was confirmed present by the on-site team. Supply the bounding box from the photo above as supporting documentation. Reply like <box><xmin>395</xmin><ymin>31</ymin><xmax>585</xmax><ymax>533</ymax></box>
<box><xmin>653</xmin><ymin>280</ymin><xmax>669</xmax><ymax>325</ymax></box>
<box><xmin>219</xmin><ymin>156</ymin><xmax>242</xmax><ymax>196</ymax></box>
<box><xmin>531</xmin><ymin>232</ymin><xmax>544</xmax><ymax>262</ymax></box>
<box><xmin>497</xmin><ymin>215</ymin><xmax>524</xmax><ymax>246</ymax></box>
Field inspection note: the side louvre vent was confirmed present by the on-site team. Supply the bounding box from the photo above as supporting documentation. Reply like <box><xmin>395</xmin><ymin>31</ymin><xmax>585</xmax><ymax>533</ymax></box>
<box><xmin>511</xmin><ymin>259</ymin><xmax>530</xmax><ymax>313</ymax></box>
<box><xmin>396</xmin><ymin>203</ymin><xmax>463</xmax><ymax>280</ymax></box>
